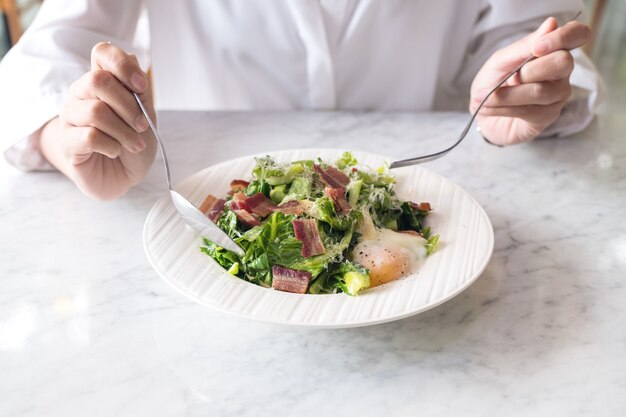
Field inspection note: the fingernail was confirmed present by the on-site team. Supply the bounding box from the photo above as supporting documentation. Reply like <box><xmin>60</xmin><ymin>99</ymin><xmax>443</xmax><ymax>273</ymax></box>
<box><xmin>134</xmin><ymin>137</ymin><xmax>146</xmax><ymax>152</ymax></box>
<box><xmin>135</xmin><ymin>114</ymin><xmax>148</xmax><ymax>132</ymax></box>
<box><xmin>131</xmin><ymin>72</ymin><xmax>147</xmax><ymax>92</ymax></box>
<box><xmin>533</xmin><ymin>39</ymin><xmax>550</xmax><ymax>55</ymax></box>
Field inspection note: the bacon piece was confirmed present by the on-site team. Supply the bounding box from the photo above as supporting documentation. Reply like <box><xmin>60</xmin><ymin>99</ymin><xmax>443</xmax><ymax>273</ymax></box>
<box><xmin>232</xmin><ymin>209</ymin><xmax>261</xmax><ymax>227</ymax></box>
<box><xmin>314</xmin><ymin>164</ymin><xmax>350</xmax><ymax>188</ymax></box>
<box><xmin>207</xmin><ymin>199</ymin><xmax>226</xmax><ymax>222</ymax></box>
<box><xmin>399</xmin><ymin>230</ymin><xmax>420</xmax><ymax>236</ymax></box>
<box><xmin>271</xmin><ymin>265</ymin><xmax>311</xmax><ymax>294</ymax></box>
<box><xmin>231</xmin><ymin>179</ymin><xmax>250</xmax><ymax>189</ymax></box>
<box><xmin>245</xmin><ymin>192</ymin><xmax>277</xmax><ymax>217</ymax></box>
<box><xmin>270</xmin><ymin>200</ymin><xmax>306</xmax><ymax>215</ymax></box>
<box><xmin>324</xmin><ymin>187</ymin><xmax>351</xmax><ymax>213</ymax></box>
<box><xmin>410</xmin><ymin>201</ymin><xmax>432</xmax><ymax>212</ymax></box>
<box><xmin>292</xmin><ymin>219</ymin><xmax>325</xmax><ymax>257</ymax></box>
<box><xmin>230</xmin><ymin>192</ymin><xmax>276</xmax><ymax>218</ymax></box>
<box><xmin>229</xmin><ymin>179</ymin><xmax>250</xmax><ymax>195</ymax></box>
<box><xmin>199</xmin><ymin>194</ymin><xmax>219</xmax><ymax>214</ymax></box>
<box><xmin>230</xmin><ymin>192</ymin><xmax>251</xmax><ymax>212</ymax></box>
<box><xmin>418</xmin><ymin>202</ymin><xmax>432</xmax><ymax>211</ymax></box>
<box><xmin>229</xmin><ymin>192</ymin><xmax>263</xmax><ymax>227</ymax></box>
<box><xmin>199</xmin><ymin>194</ymin><xmax>226</xmax><ymax>222</ymax></box>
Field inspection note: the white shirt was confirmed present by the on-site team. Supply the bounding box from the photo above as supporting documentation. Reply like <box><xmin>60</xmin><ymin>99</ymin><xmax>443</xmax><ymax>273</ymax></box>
<box><xmin>0</xmin><ymin>0</ymin><xmax>603</xmax><ymax>171</ymax></box>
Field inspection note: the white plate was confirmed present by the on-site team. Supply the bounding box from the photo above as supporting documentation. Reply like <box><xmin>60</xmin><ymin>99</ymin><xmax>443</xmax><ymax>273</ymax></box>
<box><xmin>143</xmin><ymin>149</ymin><xmax>494</xmax><ymax>328</ymax></box>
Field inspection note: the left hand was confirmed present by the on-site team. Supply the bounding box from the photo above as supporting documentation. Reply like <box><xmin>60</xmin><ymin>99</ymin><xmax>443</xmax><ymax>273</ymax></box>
<box><xmin>470</xmin><ymin>17</ymin><xmax>591</xmax><ymax>145</ymax></box>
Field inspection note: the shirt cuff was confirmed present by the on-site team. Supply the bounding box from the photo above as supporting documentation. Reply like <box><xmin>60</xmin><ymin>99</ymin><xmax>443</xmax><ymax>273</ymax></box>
<box><xmin>4</xmin><ymin>130</ymin><xmax>55</xmax><ymax>172</ymax></box>
<box><xmin>2</xmin><ymin>90</ymin><xmax>67</xmax><ymax>171</ymax></box>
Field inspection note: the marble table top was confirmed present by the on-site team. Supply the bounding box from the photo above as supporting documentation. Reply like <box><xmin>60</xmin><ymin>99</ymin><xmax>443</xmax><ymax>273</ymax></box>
<box><xmin>1</xmin><ymin>110</ymin><xmax>625</xmax><ymax>417</ymax></box>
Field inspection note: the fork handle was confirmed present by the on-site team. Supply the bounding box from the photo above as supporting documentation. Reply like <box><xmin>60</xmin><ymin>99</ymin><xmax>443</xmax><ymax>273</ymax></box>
<box><xmin>133</xmin><ymin>93</ymin><xmax>173</xmax><ymax>190</ymax></box>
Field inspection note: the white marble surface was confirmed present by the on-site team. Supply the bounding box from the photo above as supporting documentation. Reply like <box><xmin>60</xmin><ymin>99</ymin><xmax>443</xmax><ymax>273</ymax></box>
<box><xmin>1</xmin><ymin>110</ymin><xmax>625</xmax><ymax>416</ymax></box>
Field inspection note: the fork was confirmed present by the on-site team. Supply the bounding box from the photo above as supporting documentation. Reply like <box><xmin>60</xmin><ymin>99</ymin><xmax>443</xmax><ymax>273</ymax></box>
<box><xmin>133</xmin><ymin>93</ymin><xmax>245</xmax><ymax>257</ymax></box>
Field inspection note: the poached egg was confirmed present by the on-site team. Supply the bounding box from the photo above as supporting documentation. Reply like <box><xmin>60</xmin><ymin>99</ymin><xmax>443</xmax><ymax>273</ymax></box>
<box><xmin>353</xmin><ymin>213</ymin><xmax>428</xmax><ymax>287</ymax></box>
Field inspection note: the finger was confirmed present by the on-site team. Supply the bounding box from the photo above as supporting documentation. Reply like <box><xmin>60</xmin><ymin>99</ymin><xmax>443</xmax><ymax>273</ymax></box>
<box><xmin>517</xmin><ymin>50</ymin><xmax>574</xmax><ymax>83</ymax></box>
<box><xmin>66</xmin><ymin>126</ymin><xmax>123</xmax><ymax>163</ymax></box>
<box><xmin>532</xmin><ymin>21</ymin><xmax>591</xmax><ymax>56</ymax></box>
<box><xmin>489</xmin><ymin>17</ymin><xmax>558</xmax><ymax>72</ymax></box>
<box><xmin>70</xmin><ymin>70</ymin><xmax>149</xmax><ymax>133</ymax></box>
<box><xmin>90</xmin><ymin>41</ymin><xmax>148</xmax><ymax>93</ymax></box>
<box><xmin>478</xmin><ymin>100</ymin><xmax>566</xmax><ymax>124</ymax></box>
<box><xmin>479</xmin><ymin>79</ymin><xmax>571</xmax><ymax>107</ymax></box>
<box><xmin>63</xmin><ymin>98</ymin><xmax>145</xmax><ymax>153</ymax></box>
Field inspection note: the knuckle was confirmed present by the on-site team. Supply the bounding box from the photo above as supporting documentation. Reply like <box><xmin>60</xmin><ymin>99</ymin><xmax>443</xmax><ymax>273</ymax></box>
<box><xmin>111</xmin><ymin>55</ymin><xmax>134</xmax><ymax>75</ymax></box>
<box><xmin>83</xmin><ymin>127</ymin><xmax>100</xmax><ymax>147</ymax></box>
<box><xmin>85</xmin><ymin>100</ymin><xmax>108</xmax><ymax>120</ymax></box>
<box><xmin>89</xmin><ymin>69</ymin><xmax>112</xmax><ymax>89</ymax></box>
<box><xmin>91</xmin><ymin>41</ymin><xmax>109</xmax><ymax>58</ymax></box>
<box><xmin>110</xmin><ymin>142</ymin><xmax>122</xmax><ymax>158</ymax></box>
<box><xmin>110</xmin><ymin>55</ymin><xmax>125</xmax><ymax>71</ymax></box>
<box><xmin>69</xmin><ymin>79</ymin><xmax>81</xmax><ymax>96</ymax></box>
<box><xmin>554</xmin><ymin>50</ymin><xmax>574</xmax><ymax>73</ymax></box>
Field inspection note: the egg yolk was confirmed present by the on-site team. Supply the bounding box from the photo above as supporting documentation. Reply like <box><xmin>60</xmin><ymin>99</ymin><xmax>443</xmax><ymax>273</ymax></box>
<box><xmin>352</xmin><ymin>241</ymin><xmax>412</xmax><ymax>287</ymax></box>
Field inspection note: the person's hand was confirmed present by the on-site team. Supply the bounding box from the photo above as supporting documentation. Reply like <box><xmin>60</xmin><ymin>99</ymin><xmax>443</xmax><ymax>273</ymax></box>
<box><xmin>470</xmin><ymin>17</ymin><xmax>591</xmax><ymax>146</ymax></box>
<box><xmin>40</xmin><ymin>42</ymin><xmax>156</xmax><ymax>200</ymax></box>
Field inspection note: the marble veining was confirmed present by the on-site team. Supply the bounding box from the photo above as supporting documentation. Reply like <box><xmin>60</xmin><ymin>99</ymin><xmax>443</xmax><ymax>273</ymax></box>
<box><xmin>1</xmin><ymin>110</ymin><xmax>625</xmax><ymax>416</ymax></box>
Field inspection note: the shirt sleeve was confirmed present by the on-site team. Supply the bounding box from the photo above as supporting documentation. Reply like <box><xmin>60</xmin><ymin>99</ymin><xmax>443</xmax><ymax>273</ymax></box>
<box><xmin>448</xmin><ymin>0</ymin><xmax>604</xmax><ymax>138</ymax></box>
<box><xmin>0</xmin><ymin>0</ymin><xmax>149</xmax><ymax>171</ymax></box>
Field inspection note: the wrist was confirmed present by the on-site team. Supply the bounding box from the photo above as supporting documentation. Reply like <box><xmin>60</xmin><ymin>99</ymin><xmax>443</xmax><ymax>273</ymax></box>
<box><xmin>39</xmin><ymin>117</ymin><xmax>68</xmax><ymax>171</ymax></box>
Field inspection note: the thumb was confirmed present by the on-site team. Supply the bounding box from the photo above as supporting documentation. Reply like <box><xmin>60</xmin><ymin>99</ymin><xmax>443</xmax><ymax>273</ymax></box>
<box><xmin>492</xmin><ymin>17</ymin><xmax>558</xmax><ymax>72</ymax></box>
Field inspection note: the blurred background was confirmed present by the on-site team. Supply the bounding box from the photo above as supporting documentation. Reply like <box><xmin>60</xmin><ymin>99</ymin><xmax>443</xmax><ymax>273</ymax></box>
<box><xmin>1</xmin><ymin>0</ymin><xmax>624</xmax><ymax>101</ymax></box>
<box><xmin>0</xmin><ymin>0</ymin><xmax>39</xmax><ymax>57</ymax></box>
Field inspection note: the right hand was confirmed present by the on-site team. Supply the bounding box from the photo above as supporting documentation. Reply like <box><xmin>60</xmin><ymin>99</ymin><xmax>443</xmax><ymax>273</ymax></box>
<box><xmin>43</xmin><ymin>42</ymin><xmax>157</xmax><ymax>200</ymax></box>
<box><xmin>470</xmin><ymin>18</ymin><xmax>590</xmax><ymax>145</ymax></box>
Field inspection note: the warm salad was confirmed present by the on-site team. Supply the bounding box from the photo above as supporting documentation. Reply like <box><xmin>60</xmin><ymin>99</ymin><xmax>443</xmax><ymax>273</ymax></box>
<box><xmin>199</xmin><ymin>152</ymin><xmax>439</xmax><ymax>295</ymax></box>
